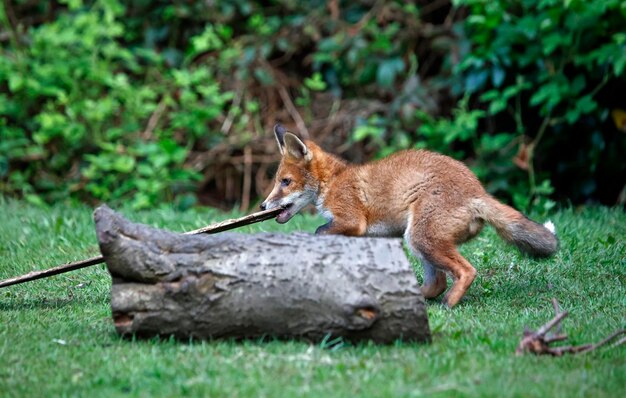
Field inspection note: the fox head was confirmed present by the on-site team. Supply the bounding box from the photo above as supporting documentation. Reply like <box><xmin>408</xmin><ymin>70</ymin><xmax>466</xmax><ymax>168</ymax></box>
<box><xmin>260</xmin><ymin>124</ymin><xmax>320</xmax><ymax>224</ymax></box>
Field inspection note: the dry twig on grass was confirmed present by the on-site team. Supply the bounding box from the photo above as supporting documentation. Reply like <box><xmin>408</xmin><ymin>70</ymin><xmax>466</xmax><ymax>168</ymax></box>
<box><xmin>516</xmin><ymin>298</ymin><xmax>626</xmax><ymax>356</ymax></box>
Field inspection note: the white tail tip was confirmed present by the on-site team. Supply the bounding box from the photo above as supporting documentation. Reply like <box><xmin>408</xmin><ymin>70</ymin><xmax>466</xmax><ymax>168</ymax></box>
<box><xmin>543</xmin><ymin>220</ymin><xmax>556</xmax><ymax>235</ymax></box>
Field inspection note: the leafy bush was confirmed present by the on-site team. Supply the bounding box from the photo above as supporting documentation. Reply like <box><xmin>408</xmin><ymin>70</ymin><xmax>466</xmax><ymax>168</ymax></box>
<box><xmin>0</xmin><ymin>0</ymin><xmax>230</xmax><ymax>209</ymax></box>
<box><xmin>454</xmin><ymin>0</ymin><xmax>626</xmax><ymax>210</ymax></box>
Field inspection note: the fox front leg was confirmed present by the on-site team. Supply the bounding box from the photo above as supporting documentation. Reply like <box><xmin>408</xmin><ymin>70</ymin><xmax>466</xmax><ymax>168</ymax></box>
<box><xmin>315</xmin><ymin>217</ymin><xmax>367</xmax><ymax>237</ymax></box>
<box><xmin>315</xmin><ymin>221</ymin><xmax>333</xmax><ymax>235</ymax></box>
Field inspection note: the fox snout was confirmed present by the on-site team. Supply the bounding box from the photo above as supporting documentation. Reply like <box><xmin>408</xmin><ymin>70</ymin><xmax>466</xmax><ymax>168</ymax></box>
<box><xmin>261</xmin><ymin>186</ymin><xmax>317</xmax><ymax>224</ymax></box>
<box><xmin>260</xmin><ymin>194</ymin><xmax>299</xmax><ymax>224</ymax></box>
<box><xmin>259</xmin><ymin>200</ymin><xmax>281</xmax><ymax>211</ymax></box>
<box><xmin>259</xmin><ymin>193</ymin><xmax>283</xmax><ymax>211</ymax></box>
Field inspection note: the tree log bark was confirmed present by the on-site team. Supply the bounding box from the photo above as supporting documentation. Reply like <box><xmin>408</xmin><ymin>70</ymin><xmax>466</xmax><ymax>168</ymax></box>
<box><xmin>95</xmin><ymin>206</ymin><xmax>430</xmax><ymax>344</ymax></box>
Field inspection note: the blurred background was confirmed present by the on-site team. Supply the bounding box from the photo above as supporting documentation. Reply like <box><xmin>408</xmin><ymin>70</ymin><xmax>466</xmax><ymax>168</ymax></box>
<box><xmin>1</xmin><ymin>0</ymin><xmax>624</xmax><ymax>213</ymax></box>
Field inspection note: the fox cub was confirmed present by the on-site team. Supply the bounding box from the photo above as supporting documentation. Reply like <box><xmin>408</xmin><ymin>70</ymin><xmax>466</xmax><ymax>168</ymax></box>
<box><xmin>261</xmin><ymin>124</ymin><xmax>558</xmax><ymax>307</ymax></box>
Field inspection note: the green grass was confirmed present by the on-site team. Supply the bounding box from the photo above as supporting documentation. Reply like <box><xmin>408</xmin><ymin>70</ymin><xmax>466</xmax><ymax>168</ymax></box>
<box><xmin>1</xmin><ymin>198</ymin><xmax>624</xmax><ymax>397</ymax></box>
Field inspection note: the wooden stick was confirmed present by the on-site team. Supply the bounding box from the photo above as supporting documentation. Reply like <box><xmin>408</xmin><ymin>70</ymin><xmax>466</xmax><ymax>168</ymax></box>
<box><xmin>534</xmin><ymin>310</ymin><xmax>569</xmax><ymax>337</ymax></box>
<box><xmin>577</xmin><ymin>329</ymin><xmax>626</xmax><ymax>354</ymax></box>
<box><xmin>0</xmin><ymin>207</ymin><xmax>283</xmax><ymax>289</ymax></box>
<box><xmin>551</xmin><ymin>298</ymin><xmax>563</xmax><ymax>335</ymax></box>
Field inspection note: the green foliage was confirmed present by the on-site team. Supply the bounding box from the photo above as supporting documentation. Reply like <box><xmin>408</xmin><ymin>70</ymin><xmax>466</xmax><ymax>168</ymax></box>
<box><xmin>453</xmin><ymin>0</ymin><xmax>626</xmax><ymax>209</ymax></box>
<box><xmin>1</xmin><ymin>0</ymin><xmax>624</xmax><ymax>209</ymax></box>
<box><xmin>0</xmin><ymin>0</ymin><xmax>230</xmax><ymax>209</ymax></box>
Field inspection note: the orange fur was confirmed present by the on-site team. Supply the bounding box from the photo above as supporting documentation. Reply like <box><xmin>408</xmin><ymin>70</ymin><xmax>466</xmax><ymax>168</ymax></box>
<box><xmin>261</xmin><ymin>125</ymin><xmax>559</xmax><ymax>307</ymax></box>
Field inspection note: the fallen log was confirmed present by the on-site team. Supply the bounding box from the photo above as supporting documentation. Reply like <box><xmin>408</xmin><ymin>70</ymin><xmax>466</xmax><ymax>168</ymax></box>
<box><xmin>95</xmin><ymin>205</ymin><xmax>431</xmax><ymax>344</ymax></box>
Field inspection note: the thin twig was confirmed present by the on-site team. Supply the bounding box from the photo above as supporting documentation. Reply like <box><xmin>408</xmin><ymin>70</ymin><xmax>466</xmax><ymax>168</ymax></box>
<box><xmin>278</xmin><ymin>85</ymin><xmax>310</xmax><ymax>139</ymax></box>
<box><xmin>551</xmin><ymin>298</ymin><xmax>563</xmax><ymax>335</ymax></box>
<box><xmin>349</xmin><ymin>2</ymin><xmax>376</xmax><ymax>33</ymax></box>
<box><xmin>2</xmin><ymin>0</ymin><xmax>23</xmax><ymax>50</ymax></box>
<box><xmin>141</xmin><ymin>98</ymin><xmax>167</xmax><ymax>140</ymax></box>
<box><xmin>0</xmin><ymin>256</ymin><xmax>105</xmax><ymax>289</ymax></box>
<box><xmin>578</xmin><ymin>329</ymin><xmax>626</xmax><ymax>354</ymax></box>
<box><xmin>544</xmin><ymin>334</ymin><xmax>568</xmax><ymax>344</ymax></box>
<box><xmin>420</xmin><ymin>0</ymin><xmax>451</xmax><ymax>17</ymax></box>
<box><xmin>240</xmin><ymin>145</ymin><xmax>253</xmax><ymax>212</ymax></box>
<box><xmin>526</xmin><ymin>112</ymin><xmax>552</xmax><ymax>205</ymax></box>
<box><xmin>612</xmin><ymin>336</ymin><xmax>626</xmax><ymax>347</ymax></box>
<box><xmin>327</xmin><ymin>0</ymin><xmax>340</xmax><ymax>20</ymax></box>
<box><xmin>535</xmin><ymin>310</ymin><xmax>569</xmax><ymax>337</ymax></box>
<box><xmin>221</xmin><ymin>87</ymin><xmax>243</xmax><ymax>135</ymax></box>
<box><xmin>550</xmin><ymin>344</ymin><xmax>591</xmax><ymax>356</ymax></box>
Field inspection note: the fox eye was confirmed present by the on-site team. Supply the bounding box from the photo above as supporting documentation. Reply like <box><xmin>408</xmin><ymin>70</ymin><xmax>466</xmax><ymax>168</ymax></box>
<box><xmin>281</xmin><ymin>178</ymin><xmax>292</xmax><ymax>187</ymax></box>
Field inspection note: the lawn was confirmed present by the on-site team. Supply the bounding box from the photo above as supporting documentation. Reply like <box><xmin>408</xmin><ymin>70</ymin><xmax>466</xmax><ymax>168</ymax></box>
<box><xmin>0</xmin><ymin>198</ymin><xmax>624</xmax><ymax>397</ymax></box>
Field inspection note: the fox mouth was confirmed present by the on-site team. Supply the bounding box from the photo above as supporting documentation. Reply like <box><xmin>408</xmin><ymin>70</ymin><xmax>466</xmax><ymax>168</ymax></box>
<box><xmin>276</xmin><ymin>203</ymin><xmax>295</xmax><ymax>224</ymax></box>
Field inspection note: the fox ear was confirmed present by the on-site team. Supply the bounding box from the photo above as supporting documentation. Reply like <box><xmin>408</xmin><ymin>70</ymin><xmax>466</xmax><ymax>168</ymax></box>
<box><xmin>284</xmin><ymin>132</ymin><xmax>312</xmax><ymax>162</ymax></box>
<box><xmin>274</xmin><ymin>124</ymin><xmax>287</xmax><ymax>155</ymax></box>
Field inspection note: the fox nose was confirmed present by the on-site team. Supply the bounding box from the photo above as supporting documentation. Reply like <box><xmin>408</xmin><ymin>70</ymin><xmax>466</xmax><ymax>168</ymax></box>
<box><xmin>260</xmin><ymin>202</ymin><xmax>267</xmax><ymax>210</ymax></box>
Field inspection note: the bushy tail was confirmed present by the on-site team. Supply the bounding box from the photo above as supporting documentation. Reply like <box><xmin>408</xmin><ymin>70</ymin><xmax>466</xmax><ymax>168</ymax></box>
<box><xmin>473</xmin><ymin>197</ymin><xmax>558</xmax><ymax>257</ymax></box>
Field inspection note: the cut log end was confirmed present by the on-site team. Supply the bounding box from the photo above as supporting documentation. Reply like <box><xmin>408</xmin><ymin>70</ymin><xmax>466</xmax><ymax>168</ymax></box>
<box><xmin>96</xmin><ymin>206</ymin><xmax>431</xmax><ymax>344</ymax></box>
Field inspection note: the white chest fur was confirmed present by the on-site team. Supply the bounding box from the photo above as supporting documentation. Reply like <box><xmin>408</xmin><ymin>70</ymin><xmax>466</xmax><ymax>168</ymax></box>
<box><xmin>315</xmin><ymin>194</ymin><xmax>334</xmax><ymax>221</ymax></box>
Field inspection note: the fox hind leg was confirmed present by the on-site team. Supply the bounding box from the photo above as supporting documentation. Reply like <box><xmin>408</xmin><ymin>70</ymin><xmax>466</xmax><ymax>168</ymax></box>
<box><xmin>419</xmin><ymin>258</ymin><xmax>448</xmax><ymax>299</ymax></box>
<box><xmin>427</xmin><ymin>246</ymin><xmax>477</xmax><ymax>308</ymax></box>
<box><xmin>406</xmin><ymin>215</ymin><xmax>477</xmax><ymax>307</ymax></box>
<box><xmin>407</xmin><ymin>247</ymin><xmax>447</xmax><ymax>299</ymax></box>
<box><xmin>405</xmin><ymin>222</ymin><xmax>448</xmax><ymax>299</ymax></box>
